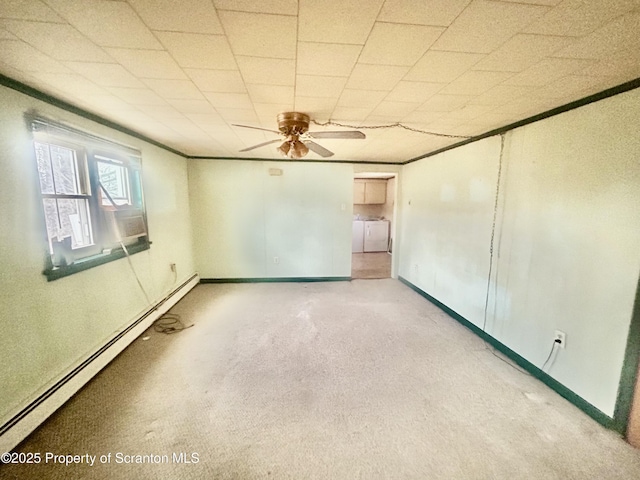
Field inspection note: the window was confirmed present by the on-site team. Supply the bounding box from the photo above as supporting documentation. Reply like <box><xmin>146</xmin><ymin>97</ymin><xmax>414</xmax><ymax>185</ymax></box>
<box><xmin>30</xmin><ymin>118</ymin><xmax>149</xmax><ymax>280</ymax></box>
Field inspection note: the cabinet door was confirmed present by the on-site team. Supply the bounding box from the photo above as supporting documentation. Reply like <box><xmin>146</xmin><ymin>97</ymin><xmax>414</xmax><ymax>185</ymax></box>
<box><xmin>365</xmin><ymin>181</ymin><xmax>386</xmax><ymax>204</ymax></box>
<box><xmin>353</xmin><ymin>180</ymin><xmax>366</xmax><ymax>204</ymax></box>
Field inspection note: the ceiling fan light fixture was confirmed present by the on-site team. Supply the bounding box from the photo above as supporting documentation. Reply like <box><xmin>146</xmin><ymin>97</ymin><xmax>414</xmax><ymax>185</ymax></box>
<box><xmin>236</xmin><ymin>111</ymin><xmax>364</xmax><ymax>158</ymax></box>
<box><xmin>277</xmin><ymin>140</ymin><xmax>291</xmax><ymax>157</ymax></box>
<box><xmin>292</xmin><ymin>139</ymin><xmax>309</xmax><ymax>158</ymax></box>
<box><xmin>277</xmin><ymin>135</ymin><xmax>309</xmax><ymax>159</ymax></box>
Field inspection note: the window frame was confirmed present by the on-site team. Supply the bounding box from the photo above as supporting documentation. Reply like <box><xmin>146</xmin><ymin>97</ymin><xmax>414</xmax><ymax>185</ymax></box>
<box><xmin>29</xmin><ymin>116</ymin><xmax>150</xmax><ymax>281</ymax></box>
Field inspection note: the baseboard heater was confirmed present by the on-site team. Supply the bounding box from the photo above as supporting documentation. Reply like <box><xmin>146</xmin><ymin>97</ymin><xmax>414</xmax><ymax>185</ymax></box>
<box><xmin>0</xmin><ymin>273</ymin><xmax>199</xmax><ymax>453</ymax></box>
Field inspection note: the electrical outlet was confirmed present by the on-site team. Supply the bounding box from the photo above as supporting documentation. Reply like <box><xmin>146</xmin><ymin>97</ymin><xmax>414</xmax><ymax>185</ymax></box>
<box><xmin>273</xmin><ymin>256</ymin><xmax>279</xmax><ymax>264</ymax></box>
<box><xmin>170</xmin><ymin>263</ymin><xmax>176</xmax><ymax>273</ymax></box>
<box><xmin>554</xmin><ymin>330</ymin><xmax>566</xmax><ymax>349</ymax></box>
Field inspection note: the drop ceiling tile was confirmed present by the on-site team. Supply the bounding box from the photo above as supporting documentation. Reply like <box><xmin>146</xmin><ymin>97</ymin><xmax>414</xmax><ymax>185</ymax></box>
<box><xmin>445</xmin><ymin>104</ymin><xmax>495</xmax><ymax>120</ymax></box>
<box><xmin>30</xmin><ymin>72</ymin><xmax>106</xmax><ymax>96</ymax></box>
<box><xmin>184</xmin><ymin>112</ymin><xmax>227</xmax><ymax>126</ymax></box>
<box><xmin>467</xmin><ymin>85</ymin><xmax>531</xmax><ymax>106</ymax></box>
<box><xmin>185</xmin><ymin>68</ymin><xmax>246</xmax><ymax>93</ymax></box>
<box><xmin>128</xmin><ymin>0</ymin><xmax>223</xmax><ymax>34</ymax></box>
<box><xmin>331</xmin><ymin>106</ymin><xmax>375</xmax><ymax>122</ymax></box>
<box><xmin>0</xmin><ymin>28</ymin><xmax>16</xmax><ymax>40</ymax></box>
<box><xmin>522</xmin><ymin>0</ymin><xmax>640</xmax><ymax>37</ymax></box>
<box><xmin>78</xmin><ymin>93</ymin><xmax>134</xmax><ymax>113</ymax></box>
<box><xmin>406</xmin><ymin>51</ymin><xmax>485</xmax><ymax>83</ymax></box>
<box><xmin>105</xmin><ymin>48</ymin><xmax>187</xmax><ymax>79</ymax></box>
<box><xmin>298</xmin><ymin>0</ymin><xmax>384</xmax><ymax>44</ymax></box>
<box><xmin>439</xmin><ymin>70</ymin><xmax>513</xmax><ymax>95</ymax></box>
<box><xmin>296</xmin><ymin>75</ymin><xmax>347</xmax><ymax>98</ymax></box>
<box><xmin>246</xmin><ymin>84</ymin><xmax>294</xmax><ymax>104</ymax></box>
<box><xmin>431</xmin><ymin>0</ymin><xmax>550</xmax><ymax>53</ymax></box>
<box><xmin>417</xmin><ymin>94</ymin><xmax>474</xmax><ymax>112</ymax></box>
<box><xmin>218</xmin><ymin>11</ymin><xmax>296</xmax><ymax>59</ymax></box>
<box><xmin>45</xmin><ymin>0</ymin><xmax>162</xmax><ymax>49</ymax></box>
<box><xmin>66</xmin><ymin>61</ymin><xmax>145</xmax><ymax>87</ymax></box>
<box><xmin>553</xmin><ymin>11</ymin><xmax>640</xmax><ymax>60</ymax></box>
<box><xmin>472</xmin><ymin>33</ymin><xmax>575</xmax><ymax>72</ymax></box>
<box><xmin>155</xmin><ymin>32</ymin><xmax>236</xmax><ymax>70</ymax></box>
<box><xmin>386</xmin><ymin>81</ymin><xmax>445</xmax><ymax>102</ymax></box>
<box><xmin>337</xmin><ymin>89</ymin><xmax>387</xmax><ymax>108</ymax></box>
<box><xmin>2</xmin><ymin>20</ymin><xmax>113</xmax><ymax>63</ymax></box>
<box><xmin>365</xmin><ymin>113</ymin><xmax>405</xmax><ymax>123</ymax></box>
<box><xmin>346</xmin><ymin>64</ymin><xmax>409</xmax><ymax>91</ymax></box>
<box><xmin>578</xmin><ymin>46</ymin><xmax>640</xmax><ymax>78</ymax></box>
<box><xmin>466</xmin><ymin>112</ymin><xmax>520</xmax><ymax>128</ymax></box>
<box><xmin>377</xmin><ymin>0</ymin><xmax>471</xmax><ymax>26</ymax></box>
<box><xmin>136</xmin><ymin>104</ymin><xmax>185</xmax><ymax>119</ymax></box>
<box><xmin>0</xmin><ymin>0</ymin><xmax>64</xmax><ymax>22</ymax></box>
<box><xmin>402</xmin><ymin>110</ymin><xmax>446</xmax><ymax>125</ymax></box>
<box><xmin>217</xmin><ymin>108</ymin><xmax>260</xmax><ymax>124</ymax></box>
<box><xmin>498</xmin><ymin>96</ymin><xmax>560</xmax><ymax>116</ymax></box>
<box><xmin>253</xmin><ymin>102</ymin><xmax>294</xmax><ymax>119</ymax></box>
<box><xmin>0</xmin><ymin>39</ymin><xmax>69</xmax><ymax>73</ymax></box>
<box><xmin>294</xmin><ymin>96</ymin><xmax>338</xmax><ymax>115</ymax></box>
<box><xmin>236</xmin><ymin>56</ymin><xmax>295</xmax><ymax>86</ymax></box>
<box><xmin>106</xmin><ymin>87</ymin><xmax>167</xmax><ymax>105</ymax></box>
<box><xmin>532</xmin><ymin>74</ymin><xmax>611</xmax><ymax>99</ymax></box>
<box><xmin>370</xmin><ymin>101</ymin><xmax>420</xmax><ymax>117</ymax></box>
<box><xmin>213</xmin><ymin>0</ymin><xmax>298</xmax><ymax>15</ymax></box>
<box><xmin>204</xmin><ymin>92</ymin><xmax>254</xmax><ymax>109</ymax></box>
<box><xmin>425</xmin><ymin>120</ymin><xmax>479</xmax><ymax>137</ymax></box>
<box><xmin>167</xmin><ymin>98</ymin><xmax>217</xmax><ymax>114</ymax></box>
<box><xmin>358</xmin><ymin>22</ymin><xmax>444</xmax><ymax>66</ymax></box>
<box><xmin>503</xmin><ymin>57</ymin><xmax>594</xmax><ymax>86</ymax></box>
<box><xmin>297</xmin><ymin>42</ymin><xmax>362</xmax><ymax>77</ymax></box>
<box><xmin>144</xmin><ymin>78</ymin><xmax>205</xmax><ymax>100</ymax></box>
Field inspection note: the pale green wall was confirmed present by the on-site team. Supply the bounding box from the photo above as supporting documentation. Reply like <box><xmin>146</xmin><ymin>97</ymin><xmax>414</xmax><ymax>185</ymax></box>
<box><xmin>0</xmin><ymin>85</ymin><xmax>196</xmax><ymax>425</ymax></box>
<box><xmin>398</xmin><ymin>88</ymin><xmax>640</xmax><ymax>416</ymax></box>
<box><xmin>189</xmin><ymin>160</ymin><xmax>353</xmax><ymax>278</ymax></box>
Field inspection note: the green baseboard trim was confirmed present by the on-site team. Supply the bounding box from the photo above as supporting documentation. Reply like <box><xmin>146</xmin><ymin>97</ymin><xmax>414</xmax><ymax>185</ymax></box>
<box><xmin>200</xmin><ymin>277</ymin><xmax>351</xmax><ymax>284</ymax></box>
<box><xmin>613</xmin><ymin>274</ymin><xmax>640</xmax><ymax>436</ymax></box>
<box><xmin>398</xmin><ymin>276</ymin><xmax>617</xmax><ymax>432</ymax></box>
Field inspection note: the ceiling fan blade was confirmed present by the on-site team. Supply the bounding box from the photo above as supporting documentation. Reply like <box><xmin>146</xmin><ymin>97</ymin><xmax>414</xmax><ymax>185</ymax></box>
<box><xmin>305</xmin><ymin>140</ymin><xmax>334</xmax><ymax>158</ymax></box>
<box><xmin>239</xmin><ymin>139</ymin><xmax>282</xmax><ymax>152</ymax></box>
<box><xmin>307</xmin><ymin>130</ymin><xmax>365</xmax><ymax>139</ymax></box>
<box><xmin>232</xmin><ymin>123</ymin><xmax>282</xmax><ymax>135</ymax></box>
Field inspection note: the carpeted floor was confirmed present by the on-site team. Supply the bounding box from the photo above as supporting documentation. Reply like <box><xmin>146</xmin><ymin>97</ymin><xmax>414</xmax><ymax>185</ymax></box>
<box><xmin>3</xmin><ymin>280</ymin><xmax>640</xmax><ymax>479</ymax></box>
<box><xmin>351</xmin><ymin>253</ymin><xmax>391</xmax><ymax>279</ymax></box>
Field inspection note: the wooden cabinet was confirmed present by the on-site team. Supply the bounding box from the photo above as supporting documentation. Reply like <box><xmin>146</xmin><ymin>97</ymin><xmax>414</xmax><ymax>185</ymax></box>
<box><xmin>354</xmin><ymin>179</ymin><xmax>387</xmax><ymax>205</ymax></box>
<box><xmin>353</xmin><ymin>181</ymin><xmax>366</xmax><ymax>204</ymax></box>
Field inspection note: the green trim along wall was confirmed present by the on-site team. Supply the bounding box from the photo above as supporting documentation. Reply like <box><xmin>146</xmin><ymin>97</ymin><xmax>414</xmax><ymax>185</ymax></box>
<box><xmin>188</xmin><ymin>159</ymin><xmax>354</xmax><ymax>279</ymax></box>
<box><xmin>2</xmin><ymin>71</ymin><xmax>640</xmax><ymax>437</ymax></box>
<box><xmin>398</xmin><ymin>276</ymin><xmax>615</xmax><ymax>430</ymax></box>
<box><xmin>397</xmin><ymin>86</ymin><xmax>640</xmax><ymax>427</ymax></box>
<box><xmin>0</xmin><ymin>84</ymin><xmax>196</xmax><ymax>430</ymax></box>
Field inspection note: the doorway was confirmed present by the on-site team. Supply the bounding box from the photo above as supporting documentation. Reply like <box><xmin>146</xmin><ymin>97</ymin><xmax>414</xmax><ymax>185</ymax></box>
<box><xmin>351</xmin><ymin>173</ymin><xmax>396</xmax><ymax>279</ymax></box>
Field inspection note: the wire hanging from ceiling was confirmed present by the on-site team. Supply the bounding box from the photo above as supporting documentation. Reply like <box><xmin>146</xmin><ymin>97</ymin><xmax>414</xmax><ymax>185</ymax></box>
<box><xmin>311</xmin><ymin>119</ymin><xmax>473</xmax><ymax>139</ymax></box>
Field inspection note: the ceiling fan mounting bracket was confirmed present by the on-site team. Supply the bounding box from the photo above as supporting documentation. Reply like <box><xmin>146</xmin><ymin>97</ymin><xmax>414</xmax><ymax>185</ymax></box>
<box><xmin>277</xmin><ymin>112</ymin><xmax>310</xmax><ymax>136</ymax></box>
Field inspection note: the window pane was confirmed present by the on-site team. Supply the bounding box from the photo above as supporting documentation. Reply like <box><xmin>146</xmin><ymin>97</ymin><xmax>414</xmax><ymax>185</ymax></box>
<box><xmin>50</xmin><ymin>145</ymin><xmax>79</xmax><ymax>195</ymax></box>
<box><xmin>98</xmin><ymin>161</ymin><xmax>130</xmax><ymax>206</ymax></box>
<box><xmin>42</xmin><ymin>198</ymin><xmax>94</xmax><ymax>250</ymax></box>
<box><xmin>34</xmin><ymin>142</ymin><xmax>54</xmax><ymax>194</ymax></box>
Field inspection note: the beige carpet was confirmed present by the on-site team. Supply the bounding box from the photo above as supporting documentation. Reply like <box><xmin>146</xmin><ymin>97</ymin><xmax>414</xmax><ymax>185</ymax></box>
<box><xmin>351</xmin><ymin>253</ymin><xmax>391</xmax><ymax>279</ymax></box>
<box><xmin>3</xmin><ymin>280</ymin><xmax>640</xmax><ymax>479</ymax></box>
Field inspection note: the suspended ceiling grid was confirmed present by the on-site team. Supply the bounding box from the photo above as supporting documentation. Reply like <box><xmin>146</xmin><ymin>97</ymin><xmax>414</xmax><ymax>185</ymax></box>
<box><xmin>0</xmin><ymin>0</ymin><xmax>639</xmax><ymax>163</ymax></box>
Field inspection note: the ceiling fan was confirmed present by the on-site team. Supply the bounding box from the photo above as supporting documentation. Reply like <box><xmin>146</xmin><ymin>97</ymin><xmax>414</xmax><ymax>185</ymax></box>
<box><xmin>232</xmin><ymin>112</ymin><xmax>365</xmax><ymax>159</ymax></box>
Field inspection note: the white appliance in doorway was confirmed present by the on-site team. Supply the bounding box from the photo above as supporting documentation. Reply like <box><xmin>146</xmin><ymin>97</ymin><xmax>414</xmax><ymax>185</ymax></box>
<box><xmin>364</xmin><ymin>220</ymin><xmax>389</xmax><ymax>252</ymax></box>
